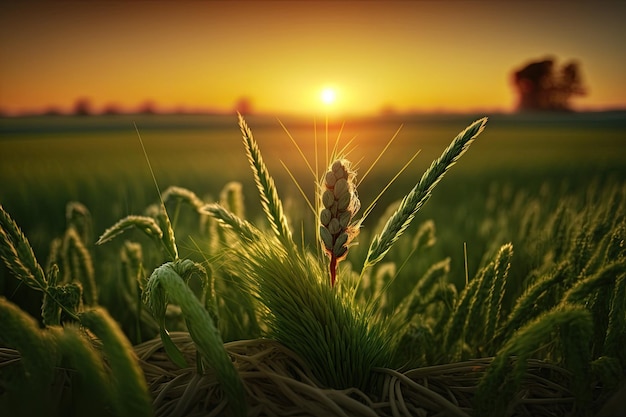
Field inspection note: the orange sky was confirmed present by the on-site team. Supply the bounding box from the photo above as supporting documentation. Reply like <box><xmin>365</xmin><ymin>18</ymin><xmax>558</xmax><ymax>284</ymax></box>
<box><xmin>1</xmin><ymin>1</ymin><xmax>625</xmax><ymax>116</ymax></box>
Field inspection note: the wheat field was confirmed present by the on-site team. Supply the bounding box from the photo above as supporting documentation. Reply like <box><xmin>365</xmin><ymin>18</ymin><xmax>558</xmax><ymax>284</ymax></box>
<box><xmin>1</xmin><ymin>112</ymin><xmax>625</xmax><ymax>416</ymax></box>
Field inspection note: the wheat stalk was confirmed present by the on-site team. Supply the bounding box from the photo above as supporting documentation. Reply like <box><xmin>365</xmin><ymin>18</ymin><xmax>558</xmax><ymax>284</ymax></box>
<box><xmin>239</xmin><ymin>113</ymin><xmax>293</xmax><ymax>247</ymax></box>
<box><xmin>319</xmin><ymin>159</ymin><xmax>361</xmax><ymax>286</ymax></box>
<box><xmin>0</xmin><ymin>204</ymin><xmax>47</xmax><ymax>290</ymax></box>
<box><xmin>363</xmin><ymin>118</ymin><xmax>487</xmax><ymax>273</ymax></box>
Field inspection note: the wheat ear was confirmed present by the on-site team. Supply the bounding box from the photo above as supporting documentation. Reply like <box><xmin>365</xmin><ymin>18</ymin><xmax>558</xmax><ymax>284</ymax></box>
<box><xmin>96</xmin><ymin>215</ymin><xmax>163</xmax><ymax>245</ymax></box>
<box><xmin>319</xmin><ymin>159</ymin><xmax>361</xmax><ymax>286</ymax></box>
<box><xmin>201</xmin><ymin>203</ymin><xmax>261</xmax><ymax>243</ymax></box>
<box><xmin>0</xmin><ymin>204</ymin><xmax>47</xmax><ymax>290</ymax></box>
<box><xmin>363</xmin><ymin>117</ymin><xmax>487</xmax><ymax>272</ymax></box>
<box><xmin>239</xmin><ymin>113</ymin><xmax>293</xmax><ymax>247</ymax></box>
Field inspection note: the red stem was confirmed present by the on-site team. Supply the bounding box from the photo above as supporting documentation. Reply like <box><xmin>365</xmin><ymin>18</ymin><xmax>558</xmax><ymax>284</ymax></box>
<box><xmin>329</xmin><ymin>255</ymin><xmax>337</xmax><ymax>287</ymax></box>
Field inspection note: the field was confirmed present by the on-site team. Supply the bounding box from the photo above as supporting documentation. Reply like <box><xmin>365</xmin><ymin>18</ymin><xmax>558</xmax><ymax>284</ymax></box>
<box><xmin>1</xmin><ymin>111</ymin><xmax>625</xmax><ymax>416</ymax></box>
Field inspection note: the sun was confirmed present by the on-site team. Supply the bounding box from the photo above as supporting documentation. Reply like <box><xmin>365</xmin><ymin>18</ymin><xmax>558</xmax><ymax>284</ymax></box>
<box><xmin>320</xmin><ymin>87</ymin><xmax>337</xmax><ymax>106</ymax></box>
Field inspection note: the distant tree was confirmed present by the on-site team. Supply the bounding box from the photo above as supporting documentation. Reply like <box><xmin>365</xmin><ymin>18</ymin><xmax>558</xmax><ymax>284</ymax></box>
<box><xmin>102</xmin><ymin>103</ymin><xmax>123</xmax><ymax>115</ymax></box>
<box><xmin>73</xmin><ymin>97</ymin><xmax>93</xmax><ymax>116</ymax></box>
<box><xmin>234</xmin><ymin>96</ymin><xmax>253</xmax><ymax>115</ymax></box>
<box><xmin>137</xmin><ymin>100</ymin><xmax>157</xmax><ymax>115</ymax></box>
<box><xmin>42</xmin><ymin>106</ymin><xmax>63</xmax><ymax>116</ymax></box>
<box><xmin>512</xmin><ymin>57</ymin><xmax>586</xmax><ymax>112</ymax></box>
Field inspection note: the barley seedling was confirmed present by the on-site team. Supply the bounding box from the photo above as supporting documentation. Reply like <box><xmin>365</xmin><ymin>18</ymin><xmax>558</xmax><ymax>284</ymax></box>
<box><xmin>363</xmin><ymin>117</ymin><xmax>487</xmax><ymax>273</ymax></box>
<box><xmin>45</xmin><ymin>237</ymin><xmax>62</xmax><ymax>281</ymax></box>
<box><xmin>319</xmin><ymin>158</ymin><xmax>361</xmax><ymax>286</ymax></box>
<box><xmin>143</xmin><ymin>259</ymin><xmax>246</xmax><ymax>417</ymax></box>
<box><xmin>79</xmin><ymin>307</ymin><xmax>153</xmax><ymax>417</ymax></box>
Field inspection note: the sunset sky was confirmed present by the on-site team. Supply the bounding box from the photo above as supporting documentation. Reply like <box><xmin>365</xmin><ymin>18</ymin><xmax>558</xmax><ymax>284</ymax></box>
<box><xmin>1</xmin><ymin>1</ymin><xmax>625</xmax><ymax>116</ymax></box>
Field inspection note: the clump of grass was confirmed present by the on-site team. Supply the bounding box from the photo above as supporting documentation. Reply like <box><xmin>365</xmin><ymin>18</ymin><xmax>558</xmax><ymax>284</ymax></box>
<box><xmin>204</xmin><ymin>115</ymin><xmax>488</xmax><ymax>393</ymax></box>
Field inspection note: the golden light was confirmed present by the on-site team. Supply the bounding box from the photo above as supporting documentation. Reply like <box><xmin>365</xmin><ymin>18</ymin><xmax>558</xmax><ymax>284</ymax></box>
<box><xmin>320</xmin><ymin>87</ymin><xmax>337</xmax><ymax>105</ymax></box>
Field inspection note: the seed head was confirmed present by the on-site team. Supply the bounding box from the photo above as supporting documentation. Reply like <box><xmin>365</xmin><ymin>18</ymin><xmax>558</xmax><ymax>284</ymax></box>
<box><xmin>319</xmin><ymin>159</ymin><xmax>360</xmax><ymax>286</ymax></box>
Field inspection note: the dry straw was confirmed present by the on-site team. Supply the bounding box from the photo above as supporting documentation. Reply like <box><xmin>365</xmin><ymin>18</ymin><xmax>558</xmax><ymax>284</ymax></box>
<box><xmin>132</xmin><ymin>333</ymin><xmax>577</xmax><ymax>417</ymax></box>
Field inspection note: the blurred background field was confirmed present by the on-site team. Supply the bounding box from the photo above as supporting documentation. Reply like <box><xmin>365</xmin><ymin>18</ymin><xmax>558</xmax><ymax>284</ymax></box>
<box><xmin>1</xmin><ymin>111</ymin><xmax>625</xmax><ymax>234</ymax></box>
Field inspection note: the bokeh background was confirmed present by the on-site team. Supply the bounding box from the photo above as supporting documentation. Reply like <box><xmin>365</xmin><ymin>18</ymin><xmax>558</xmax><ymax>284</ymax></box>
<box><xmin>1</xmin><ymin>0</ymin><xmax>625</xmax><ymax>117</ymax></box>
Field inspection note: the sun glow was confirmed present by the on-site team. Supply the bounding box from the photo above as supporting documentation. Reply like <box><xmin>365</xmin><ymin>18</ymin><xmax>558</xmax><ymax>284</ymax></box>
<box><xmin>320</xmin><ymin>87</ymin><xmax>337</xmax><ymax>106</ymax></box>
